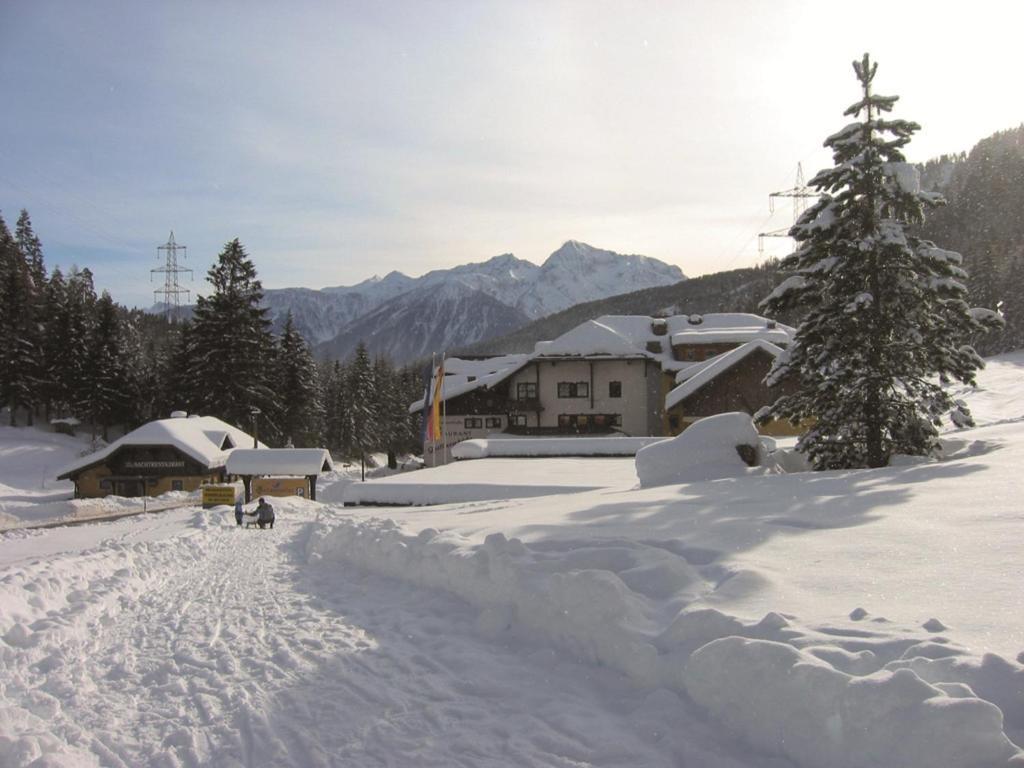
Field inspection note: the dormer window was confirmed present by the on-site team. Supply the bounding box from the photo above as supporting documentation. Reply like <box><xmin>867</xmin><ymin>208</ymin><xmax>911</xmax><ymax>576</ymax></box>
<box><xmin>220</xmin><ymin>434</ymin><xmax>235</xmax><ymax>450</ymax></box>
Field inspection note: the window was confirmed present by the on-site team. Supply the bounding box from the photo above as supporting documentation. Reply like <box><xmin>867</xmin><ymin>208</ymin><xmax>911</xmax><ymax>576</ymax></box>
<box><xmin>611</xmin><ymin>414</ymin><xmax>622</xmax><ymax>427</ymax></box>
<box><xmin>516</xmin><ymin>382</ymin><xmax>537</xmax><ymax>400</ymax></box>
<box><xmin>511</xmin><ymin>414</ymin><xmax>527</xmax><ymax>427</ymax></box>
<box><xmin>485</xmin><ymin>417</ymin><xmax>501</xmax><ymax>429</ymax></box>
<box><xmin>557</xmin><ymin>382</ymin><xmax>589</xmax><ymax>398</ymax></box>
<box><xmin>668</xmin><ymin>415</ymin><xmax>680</xmax><ymax>431</ymax></box>
<box><xmin>464</xmin><ymin>417</ymin><xmax>483</xmax><ymax>429</ymax></box>
<box><xmin>609</xmin><ymin>381</ymin><xmax>622</xmax><ymax>398</ymax></box>
<box><xmin>171</xmin><ymin>480</ymin><xmax>184</xmax><ymax>491</ymax></box>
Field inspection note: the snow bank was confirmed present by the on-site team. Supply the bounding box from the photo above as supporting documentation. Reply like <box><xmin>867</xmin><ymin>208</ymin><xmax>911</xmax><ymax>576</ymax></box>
<box><xmin>634</xmin><ymin>413</ymin><xmax>765</xmax><ymax>487</ymax></box>
<box><xmin>307</xmin><ymin>516</ymin><xmax>1022</xmax><ymax>767</ymax></box>
<box><xmin>684</xmin><ymin>637</ymin><xmax>1019</xmax><ymax>768</ymax></box>
<box><xmin>451</xmin><ymin>436</ymin><xmax>663</xmax><ymax>460</ymax></box>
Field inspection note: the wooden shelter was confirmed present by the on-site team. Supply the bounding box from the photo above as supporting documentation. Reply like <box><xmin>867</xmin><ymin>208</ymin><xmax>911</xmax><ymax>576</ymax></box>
<box><xmin>225</xmin><ymin>449</ymin><xmax>334</xmax><ymax>502</ymax></box>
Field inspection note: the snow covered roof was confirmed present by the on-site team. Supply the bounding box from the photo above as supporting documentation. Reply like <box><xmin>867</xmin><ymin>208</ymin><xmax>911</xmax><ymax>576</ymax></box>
<box><xmin>668</xmin><ymin>314</ymin><xmax>793</xmax><ymax>346</ymax></box>
<box><xmin>533</xmin><ymin>319</ymin><xmax>652</xmax><ymax>358</ymax></box>
<box><xmin>665</xmin><ymin>340</ymin><xmax>784</xmax><ymax>410</ymax></box>
<box><xmin>226</xmin><ymin>449</ymin><xmax>334</xmax><ymax>476</ymax></box>
<box><xmin>408</xmin><ymin>314</ymin><xmax>793</xmax><ymax>412</ymax></box>
<box><xmin>57</xmin><ymin>415</ymin><xmax>262</xmax><ymax>478</ymax></box>
<box><xmin>408</xmin><ymin>354</ymin><xmax>530</xmax><ymax>412</ymax></box>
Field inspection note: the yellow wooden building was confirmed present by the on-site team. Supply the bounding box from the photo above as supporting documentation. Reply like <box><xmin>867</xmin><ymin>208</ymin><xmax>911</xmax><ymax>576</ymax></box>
<box><xmin>57</xmin><ymin>412</ymin><xmax>260</xmax><ymax>498</ymax></box>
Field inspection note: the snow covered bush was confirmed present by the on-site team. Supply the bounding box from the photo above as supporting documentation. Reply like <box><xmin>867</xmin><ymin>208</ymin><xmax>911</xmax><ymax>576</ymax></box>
<box><xmin>759</xmin><ymin>54</ymin><xmax>1003</xmax><ymax>470</ymax></box>
<box><xmin>634</xmin><ymin>412</ymin><xmax>764</xmax><ymax>488</ymax></box>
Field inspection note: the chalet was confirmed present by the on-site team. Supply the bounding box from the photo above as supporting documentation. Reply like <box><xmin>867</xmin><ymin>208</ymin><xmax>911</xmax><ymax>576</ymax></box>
<box><xmin>412</xmin><ymin>313</ymin><xmax>799</xmax><ymax>464</ymax></box>
<box><xmin>57</xmin><ymin>412</ymin><xmax>261</xmax><ymax>498</ymax></box>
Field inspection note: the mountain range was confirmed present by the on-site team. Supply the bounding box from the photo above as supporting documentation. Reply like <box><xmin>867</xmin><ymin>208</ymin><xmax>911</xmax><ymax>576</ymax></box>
<box><xmin>261</xmin><ymin>241</ymin><xmax>685</xmax><ymax>363</ymax></box>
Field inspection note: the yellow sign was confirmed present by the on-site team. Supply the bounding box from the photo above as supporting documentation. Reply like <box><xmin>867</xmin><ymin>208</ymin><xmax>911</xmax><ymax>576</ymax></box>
<box><xmin>252</xmin><ymin>477</ymin><xmax>308</xmax><ymax>498</ymax></box>
<box><xmin>202</xmin><ymin>485</ymin><xmax>238</xmax><ymax>508</ymax></box>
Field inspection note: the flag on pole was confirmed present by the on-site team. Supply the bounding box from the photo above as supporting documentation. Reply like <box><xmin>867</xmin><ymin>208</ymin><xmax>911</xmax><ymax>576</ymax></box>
<box><xmin>427</xmin><ymin>359</ymin><xmax>445</xmax><ymax>442</ymax></box>
<box><xmin>419</xmin><ymin>368</ymin><xmax>432</xmax><ymax>445</ymax></box>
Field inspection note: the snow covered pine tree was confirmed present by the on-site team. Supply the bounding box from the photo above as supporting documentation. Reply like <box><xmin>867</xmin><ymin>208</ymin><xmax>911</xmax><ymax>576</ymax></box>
<box><xmin>759</xmin><ymin>54</ymin><xmax>1002</xmax><ymax>469</ymax></box>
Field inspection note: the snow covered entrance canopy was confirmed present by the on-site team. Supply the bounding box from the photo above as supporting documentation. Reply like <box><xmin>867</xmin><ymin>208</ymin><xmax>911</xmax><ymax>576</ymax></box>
<box><xmin>226</xmin><ymin>449</ymin><xmax>334</xmax><ymax>477</ymax></box>
<box><xmin>226</xmin><ymin>449</ymin><xmax>334</xmax><ymax>502</ymax></box>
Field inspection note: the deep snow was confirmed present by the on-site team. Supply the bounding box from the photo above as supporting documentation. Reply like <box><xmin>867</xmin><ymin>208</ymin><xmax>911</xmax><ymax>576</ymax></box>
<box><xmin>2</xmin><ymin>351</ymin><xmax>1024</xmax><ymax>766</ymax></box>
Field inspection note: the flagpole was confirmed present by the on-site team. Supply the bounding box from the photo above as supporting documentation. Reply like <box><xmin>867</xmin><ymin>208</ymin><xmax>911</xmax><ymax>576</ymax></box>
<box><xmin>429</xmin><ymin>353</ymin><xmax>436</xmax><ymax>465</ymax></box>
<box><xmin>441</xmin><ymin>351</ymin><xmax>447</xmax><ymax>466</ymax></box>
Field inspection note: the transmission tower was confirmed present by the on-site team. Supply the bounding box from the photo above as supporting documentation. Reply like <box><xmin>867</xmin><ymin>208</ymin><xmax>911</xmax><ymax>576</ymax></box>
<box><xmin>151</xmin><ymin>231</ymin><xmax>193</xmax><ymax>322</ymax></box>
<box><xmin>758</xmin><ymin>163</ymin><xmax>818</xmax><ymax>255</ymax></box>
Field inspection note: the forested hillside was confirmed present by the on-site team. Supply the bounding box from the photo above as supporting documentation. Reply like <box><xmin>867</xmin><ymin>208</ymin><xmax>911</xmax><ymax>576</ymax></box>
<box><xmin>916</xmin><ymin>125</ymin><xmax>1024</xmax><ymax>353</ymax></box>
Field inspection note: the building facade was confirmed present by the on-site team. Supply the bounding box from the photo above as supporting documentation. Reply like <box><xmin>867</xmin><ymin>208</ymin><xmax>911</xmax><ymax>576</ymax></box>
<box><xmin>414</xmin><ymin>314</ymin><xmax>798</xmax><ymax>465</ymax></box>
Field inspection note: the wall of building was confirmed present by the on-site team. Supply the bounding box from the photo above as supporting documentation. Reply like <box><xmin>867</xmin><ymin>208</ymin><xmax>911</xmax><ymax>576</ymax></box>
<box><xmin>72</xmin><ymin>464</ymin><xmax>220</xmax><ymax>498</ymax></box>
<box><xmin>666</xmin><ymin>351</ymin><xmax>802</xmax><ymax>436</ymax></box>
<box><xmin>507</xmin><ymin>358</ymin><xmax>656</xmax><ymax>435</ymax></box>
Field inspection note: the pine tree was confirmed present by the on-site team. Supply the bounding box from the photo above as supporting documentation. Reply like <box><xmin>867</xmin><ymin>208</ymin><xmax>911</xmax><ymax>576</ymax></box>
<box><xmin>162</xmin><ymin>322</ymin><xmax>201</xmax><ymax>416</ymax></box>
<box><xmin>322</xmin><ymin>360</ymin><xmax>348</xmax><ymax>451</ymax></box>
<box><xmin>1002</xmin><ymin>253</ymin><xmax>1024</xmax><ymax>351</ymax></box>
<box><xmin>80</xmin><ymin>292</ymin><xmax>134</xmax><ymax>441</ymax></box>
<box><xmin>190</xmin><ymin>239</ymin><xmax>280</xmax><ymax>440</ymax></box>
<box><xmin>275</xmin><ymin>312</ymin><xmax>323</xmax><ymax>446</ymax></box>
<box><xmin>346</xmin><ymin>342</ymin><xmax>377</xmax><ymax>457</ymax></box>
<box><xmin>760</xmin><ymin>54</ymin><xmax>1002</xmax><ymax>469</ymax></box>
<box><xmin>65</xmin><ymin>267</ymin><xmax>98</xmax><ymax>417</ymax></box>
<box><xmin>0</xmin><ymin>211</ymin><xmax>40</xmax><ymax>426</ymax></box>
<box><xmin>14</xmin><ymin>210</ymin><xmax>48</xmax><ymax>423</ymax></box>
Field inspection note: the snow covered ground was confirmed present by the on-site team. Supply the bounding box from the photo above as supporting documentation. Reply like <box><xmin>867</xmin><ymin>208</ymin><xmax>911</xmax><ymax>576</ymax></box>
<box><xmin>0</xmin><ymin>427</ymin><xmax>161</xmax><ymax>530</ymax></box>
<box><xmin>2</xmin><ymin>351</ymin><xmax>1024</xmax><ymax>766</ymax></box>
<box><xmin>333</xmin><ymin>457</ymin><xmax>639</xmax><ymax>506</ymax></box>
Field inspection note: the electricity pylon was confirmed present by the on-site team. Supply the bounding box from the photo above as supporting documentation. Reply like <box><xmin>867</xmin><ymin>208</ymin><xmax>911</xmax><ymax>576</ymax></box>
<box><xmin>758</xmin><ymin>163</ymin><xmax>818</xmax><ymax>255</ymax></box>
<box><xmin>151</xmin><ymin>231</ymin><xmax>193</xmax><ymax>322</ymax></box>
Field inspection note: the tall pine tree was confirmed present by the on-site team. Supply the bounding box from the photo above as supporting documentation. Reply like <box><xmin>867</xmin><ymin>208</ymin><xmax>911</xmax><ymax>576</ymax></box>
<box><xmin>275</xmin><ymin>312</ymin><xmax>323</xmax><ymax>447</ymax></box>
<box><xmin>189</xmin><ymin>239</ymin><xmax>279</xmax><ymax>439</ymax></box>
<box><xmin>79</xmin><ymin>292</ymin><xmax>135</xmax><ymax>441</ymax></box>
<box><xmin>760</xmin><ymin>54</ymin><xmax>1002</xmax><ymax>469</ymax></box>
<box><xmin>0</xmin><ymin>211</ymin><xmax>40</xmax><ymax>426</ymax></box>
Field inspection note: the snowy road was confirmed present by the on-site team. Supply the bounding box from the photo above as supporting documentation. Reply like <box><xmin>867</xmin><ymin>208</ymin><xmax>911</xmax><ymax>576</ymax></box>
<box><xmin>0</xmin><ymin>508</ymin><xmax>773</xmax><ymax>768</ymax></box>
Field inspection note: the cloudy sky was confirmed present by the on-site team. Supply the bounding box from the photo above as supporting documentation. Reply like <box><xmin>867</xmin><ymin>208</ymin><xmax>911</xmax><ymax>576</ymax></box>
<box><xmin>1</xmin><ymin>1</ymin><xmax>1020</xmax><ymax>307</ymax></box>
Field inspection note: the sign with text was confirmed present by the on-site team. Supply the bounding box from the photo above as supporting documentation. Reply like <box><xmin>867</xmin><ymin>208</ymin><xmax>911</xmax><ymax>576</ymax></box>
<box><xmin>202</xmin><ymin>485</ymin><xmax>238</xmax><ymax>508</ymax></box>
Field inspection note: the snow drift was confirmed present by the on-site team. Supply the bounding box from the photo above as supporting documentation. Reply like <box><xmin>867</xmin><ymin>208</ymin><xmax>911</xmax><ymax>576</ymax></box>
<box><xmin>306</xmin><ymin>517</ymin><xmax>1023</xmax><ymax>768</ymax></box>
<box><xmin>634</xmin><ymin>412</ymin><xmax>766</xmax><ymax>487</ymax></box>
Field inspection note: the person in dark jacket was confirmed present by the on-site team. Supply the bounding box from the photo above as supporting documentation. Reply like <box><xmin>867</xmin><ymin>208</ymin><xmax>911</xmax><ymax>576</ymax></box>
<box><xmin>255</xmin><ymin>497</ymin><xmax>275</xmax><ymax>529</ymax></box>
<box><xmin>234</xmin><ymin>498</ymin><xmax>244</xmax><ymax>527</ymax></box>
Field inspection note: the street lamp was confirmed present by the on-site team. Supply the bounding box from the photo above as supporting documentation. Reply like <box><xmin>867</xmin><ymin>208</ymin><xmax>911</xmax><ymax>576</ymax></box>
<box><xmin>250</xmin><ymin>407</ymin><xmax>261</xmax><ymax>449</ymax></box>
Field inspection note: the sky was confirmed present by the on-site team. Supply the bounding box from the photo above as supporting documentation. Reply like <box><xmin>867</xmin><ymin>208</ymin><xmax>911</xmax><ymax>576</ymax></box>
<box><xmin>1</xmin><ymin>0</ymin><xmax>1021</xmax><ymax>308</ymax></box>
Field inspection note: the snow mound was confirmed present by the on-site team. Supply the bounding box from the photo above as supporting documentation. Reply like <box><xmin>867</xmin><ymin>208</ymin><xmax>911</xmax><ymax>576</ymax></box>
<box><xmin>684</xmin><ymin>636</ymin><xmax>1019</xmax><ymax>768</ymax></box>
<box><xmin>451</xmin><ymin>436</ymin><xmax>662</xmax><ymax>460</ymax></box>
<box><xmin>634</xmin><ymin>413</ymin><xmax>765</xmax><ymax>487</ymax></box>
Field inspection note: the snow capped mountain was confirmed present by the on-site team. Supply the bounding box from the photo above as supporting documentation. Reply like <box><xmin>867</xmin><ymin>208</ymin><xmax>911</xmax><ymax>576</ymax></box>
<box><xmin>516</xmin><ymin>241</ymin><xmax>685</xmax><ymax>319</ymax></box>
<box><xmin>262</xmin><ymin>241</ymin><xmax>686</xmax><ymax>361</ymax></box>
<box><xmin>315</xmin><ymin>281</ymin><xmax>531</xmax><ymax>364</ymax></box>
